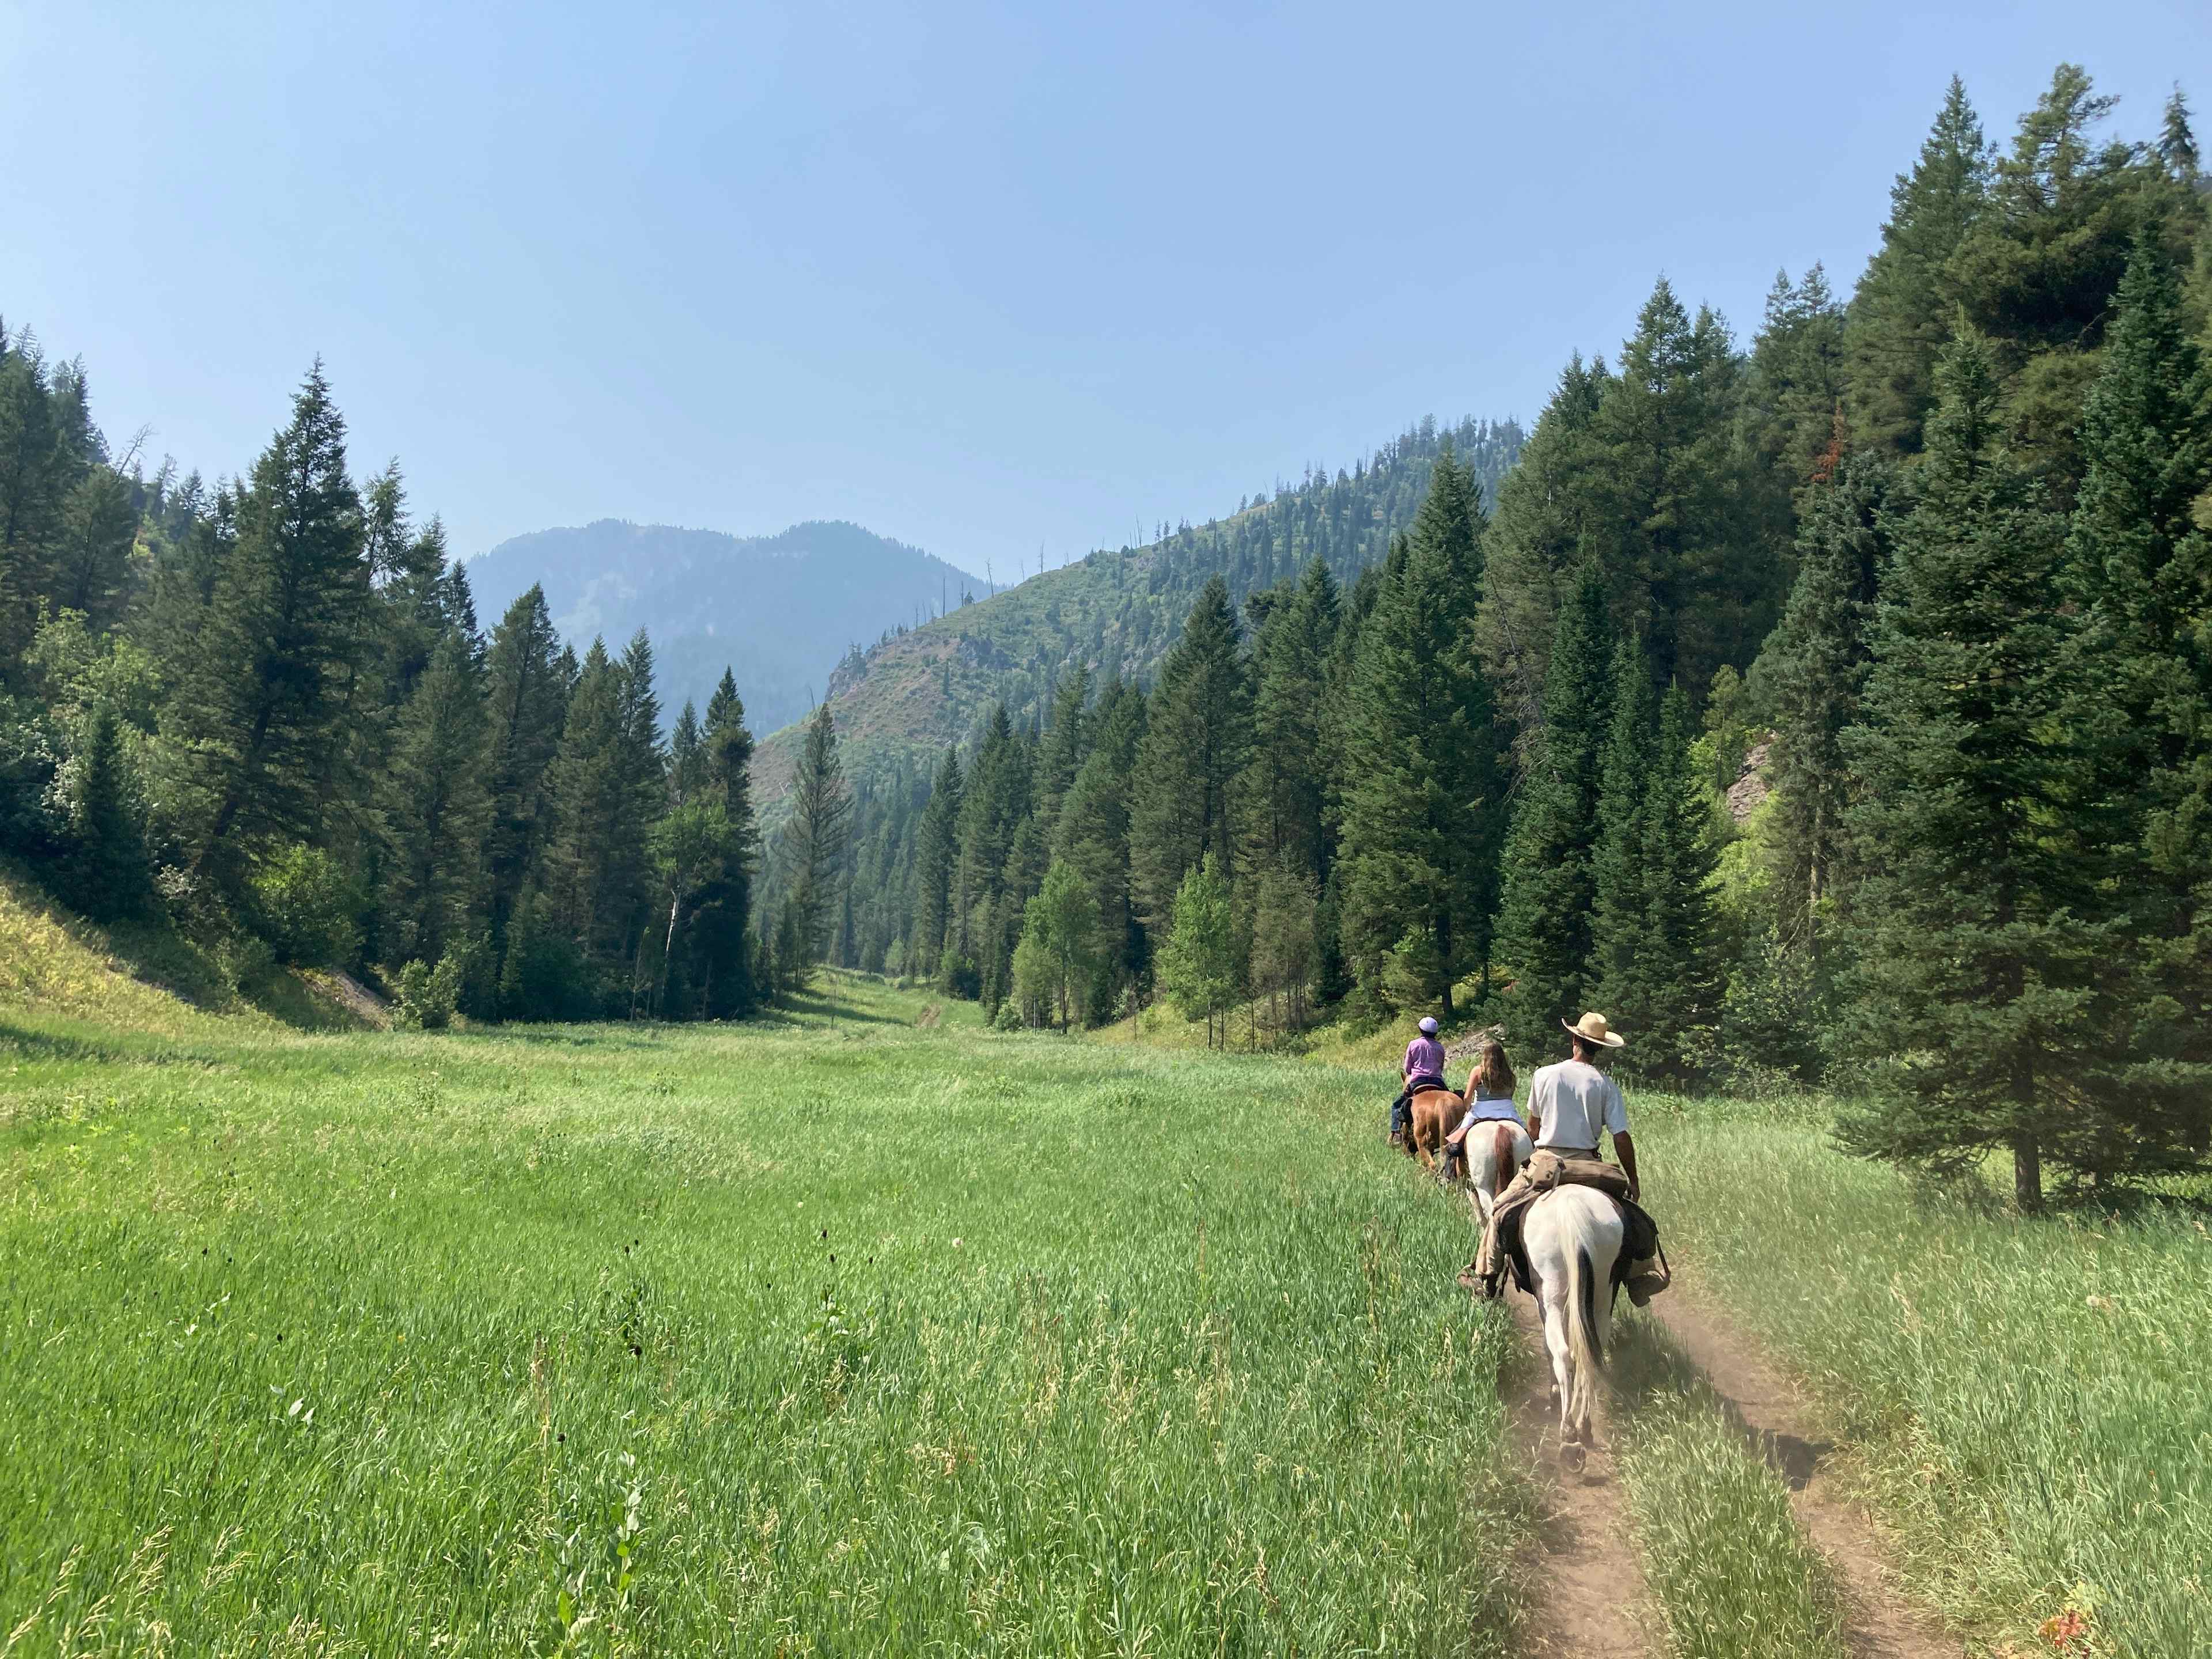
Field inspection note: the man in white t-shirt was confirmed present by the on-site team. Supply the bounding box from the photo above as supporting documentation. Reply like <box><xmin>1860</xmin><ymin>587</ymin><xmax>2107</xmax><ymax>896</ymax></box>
<box><xmin>1466</xmin><ymin>1011</ymin><xmax>1641</xmax><ymax>1296</ymax></box>
<box><xmin>1522</xmin><ymin>1017</ymin><xmax>1640</xmax><ymax>1199</ymax></box>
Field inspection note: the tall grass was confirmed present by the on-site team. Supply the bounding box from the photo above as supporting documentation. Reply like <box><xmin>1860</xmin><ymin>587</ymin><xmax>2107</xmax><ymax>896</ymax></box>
<box><xmin>0</xmin><ymin>976</ymin><xmax>1527</xmax><ymax>1655</ymax></box>
<box><xmin>1611</xmin><ymin>1319</ymin><xmax>1850</xmax><ymax>1659</ymax></box>
<box><xmin>1637</xmin><ymin>1101</ymin><xmax>2212</xmax><ymax>1657</ymax></box>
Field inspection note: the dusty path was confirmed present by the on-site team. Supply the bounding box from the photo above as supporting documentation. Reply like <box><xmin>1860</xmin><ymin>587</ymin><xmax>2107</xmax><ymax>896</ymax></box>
<box><xmin>1648</xmin><ymin>1287</ymin><xmax>1963</xmax><ymax>1659</ymax></box>
<box><xmin>1487</xmin><ymin>1259</ymin><xmax>1962</xmax><ymax>1658</ymax></box>
<box><xmin>1502</xmin><ymin>1291</ymin><xmax>1652</xmax><ymax>1656</ymax></box>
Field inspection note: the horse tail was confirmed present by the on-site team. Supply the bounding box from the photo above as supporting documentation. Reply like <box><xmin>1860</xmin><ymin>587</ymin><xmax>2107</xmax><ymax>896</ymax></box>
<box><xmin>1491</xmin><ymin>1124</ymin><xmax>1516</xmax><ymax>1185</ymax></box>
<box><xmin>1566</xmin><ymin>1240</ymin><xmax>1604</xmax><ymax>1431</ymax></box>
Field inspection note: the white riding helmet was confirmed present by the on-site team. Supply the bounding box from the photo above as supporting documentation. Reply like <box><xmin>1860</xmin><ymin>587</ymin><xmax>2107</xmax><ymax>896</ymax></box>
<box><xmin>1418</xmin><ymin>1016</ymin><xmax>1439</xmax><ymax>1035</ymax></box>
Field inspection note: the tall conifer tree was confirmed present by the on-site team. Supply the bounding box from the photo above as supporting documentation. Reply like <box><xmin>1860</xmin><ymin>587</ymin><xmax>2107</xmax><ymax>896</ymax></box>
<box><xmin>1630</xmin><ymin>682</ymin><xmax>1725</xmax><ymax>1080</ymax></box>
<box><xmin>1336</xmin><ymin>447</ymin><xmax>1506</xmax><ymax>1013</ymax></box>
<box><xmin>170</xmin><ymin>362</ymin><xmax>369</xmax><ymax>888</ymax></box>
<box><xmin>481</xmin><ymin>585</ymin><xmax>569</xmax><ymax>966</ymax></box>
<box><xmin>911</xmin><ymin>746</ymin><xmax>963</xmax><ymax>980</ymax></box>
<box><xmin>1758</xmin><ymin>453</ymin><xmax>1892</xmax><ymax>951</ymax></box>
<box><xmin>1836</xmin><ymin>332</ymin><xmax>2111</xmax><ymax>1209</ymax></box>
<box><xmin>1129</xmin><ymin>576</ymin><xmax>1250</xmax><ymax>930</ymax></box>
<box><xmin>381</xmin><ymin>632</ymin><xmax>492</xmax><ymax>967</ymax></box>
<box><xmin>1497</xmin><ymin>564</ymin><xmax>1613</xmax><ymax>1053</ymax></box>
<box><xmin>1844</xmin><ymin>77</ymin><xmax>1990</xmax><ymax>455</ymax></box>
<box><xmin>2062</xmin><ymin>229</ymin><xmax>2212</xmax><ymax>1173</ymax></box>
<box><xmin>1588</xmin><ymin>634</ymin><xmax>1657</xmax><ymax>1019</ymax></box>
<box><xmin>786</xmin><ymin>703</ymin><xmax>853</xmax><ymax>971</ymax></box>
<box><xmin>689</xmin><ymin>669</ymin><xmax>758</xmax><ymax>1017</ymax></box>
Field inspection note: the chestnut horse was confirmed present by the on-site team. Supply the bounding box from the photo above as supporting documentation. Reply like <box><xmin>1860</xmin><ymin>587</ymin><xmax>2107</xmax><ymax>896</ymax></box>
<box><xmin>1404</xmin><ymin>1087</ymin><xmax>1466</xmax><ymax>1173</ymax></box>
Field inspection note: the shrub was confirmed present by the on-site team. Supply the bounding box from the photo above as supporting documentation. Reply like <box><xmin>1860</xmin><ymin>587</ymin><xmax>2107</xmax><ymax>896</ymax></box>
<box><xmin>249</xmin><ymin>844</ymin><xmax>357</xmax><ymax>967</ymax></box>
<box><xmin>214</xmin><ymin>930</ymin><xmax>277</xmax><ymax>994</ymax></box>
<box><xmin>393</xmin><ymin>954</ymin><xmax>464</xmax><ymax>1031</ymax></box>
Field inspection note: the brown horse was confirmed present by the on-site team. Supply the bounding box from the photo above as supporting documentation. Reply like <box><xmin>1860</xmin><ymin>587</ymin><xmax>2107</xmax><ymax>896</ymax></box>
<box><xmin>1404</xmin><ymin>1086</ymin><xmax>1468</xmax><ymax>1174</ymax></box>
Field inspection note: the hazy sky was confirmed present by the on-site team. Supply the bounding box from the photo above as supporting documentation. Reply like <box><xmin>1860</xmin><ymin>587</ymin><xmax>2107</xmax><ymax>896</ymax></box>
<box><xmin>5</xmin><ymin>3</ymin><xmax>2207</xmax><ymax>578</ymax></box>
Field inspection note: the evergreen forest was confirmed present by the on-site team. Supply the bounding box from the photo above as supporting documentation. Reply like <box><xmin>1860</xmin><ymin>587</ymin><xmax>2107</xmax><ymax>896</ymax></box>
<box><xmin>5</xmin><ymin>66</ymin><xmax>2209</xmax><ymax>1205</ymax></box>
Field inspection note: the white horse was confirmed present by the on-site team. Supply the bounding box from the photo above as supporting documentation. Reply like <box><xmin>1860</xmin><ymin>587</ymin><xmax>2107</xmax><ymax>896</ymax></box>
<box><xmin>1522</xmin><ymin>1184</ymin><xmax>1623</xmax><ymax>1468</ymax></box>
<box><xmin>1459</xmin><ymin>1118</ymin><xmax>1533</xmax><ymax>1222</ymax></box>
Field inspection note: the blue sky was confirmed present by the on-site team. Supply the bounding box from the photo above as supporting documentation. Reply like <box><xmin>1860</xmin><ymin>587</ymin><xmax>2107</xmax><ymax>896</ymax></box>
<box><xmin>4</xmin><ymin>2</ymin><xmax>2206</xmax><ymax>579</ymax></box>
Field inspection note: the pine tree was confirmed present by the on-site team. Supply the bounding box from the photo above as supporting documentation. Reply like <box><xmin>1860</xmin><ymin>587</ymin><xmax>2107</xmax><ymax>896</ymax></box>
<box><xmin>1130</xmin><ymin>577</ymin><xmax>1250</xmax><ymax>931</ymax></box>
<box><xmin>1035</xmin><ymin>664</ymin><xmax>1090</xmax><ymax>843</ymax></box>
<box><xmin>1836</xmin><ymin>331</ymin><xmax>2110</xmax><ymax>1210</ymax></box>
<box><xmin>0</xmin><ymin>336</ymin><xmax>68</xmax><ymax>683</ymax></box>
<box><xmin>498</xmin><ymin>887</ymin><xmax>588</xmax><ymax>1022</ymax></box>
<box><xmin>1241</xmin><ymin>558</ymin><xmax>1339</xmax><ymax>885</ymax></box>
<box><xmin>538</xmin><ymin>635</ymin><xmax>664</xmax><ymax>1003</ymax></box>
<box><xmin>911</xmin><ymin>746</ymin><xmax>963</xmax><ymax>980</ymax></box>
<box><xmin>2157</xmin><ymin>85</ymin><xmax>2200</xmax><ymax>180</ymax></box>
<box><xmin>1949</xmin><ymin>64</ymin><xmax>2169</xmax><ymax>496</ymax></box>
<box><xmin>2062</xmin><ymin>227</ymin><xmax>2212</xmax><ymax>1175</ymax></box>
<box><xmin>169</xmin><ymin>362</ymin><xmax>369</xmax><ymax>889</ymax></box>
<box><xmin>481</xmin><ymin>585</ymin><xmax>569</xmax><ymax>967</ymax></box>
<box><xmin>951</xmin><ymin>705</ymin><xmax>1028</xmax><ymax>985</ymax></box>
<box><xmin>1496</xmin><ymin>564</ymin><xmax>1613</xmax><ymax>1055</ymax></box>
<box><xmin>59</xmin><ymin>700</ymin><xmax>152</xmax><ymax>921</ymax></box>
<box><xmin>1336</xmin><ymin>445</ymin><xmax>1506</xmax><ymax>1014</ymax></box>
<box><xmin>1744</xmin><ymin>265</ymin><xmax>1847</xmax><ymax>499</ymax></box>
<box><xmin>1054</xmin><ymin>679</ymin><xmax>1147</xmax><ymax>1017</ymax></box>
<box><xmin>689</xmin><ymin>669</ymin><xmax>757</xmax><ymax>1017</ymax></box>
<box><xmin>1844</xmin><ymin>76</ymin><xmax>1990</xmax><ymax>455</ymax></box>
<box><xmin>1588</xmin><ymin>634</ymin><xmax>1657</xmax><ymax>1018</ymax></box>
<box><xmin>1475</xmin><ymin>354</ymin><xmax>1612</xmax><ymax>741</ymax></box>
<box><xmin>52</xmin><ymin>465</ymin><xmax>137</xmax><ymax>632</ymax></box>
<box><xmin>380</xmin><ymin>632</ymin><xmax>492</xmax><ymax>968</ymax></box>
<box><xmin>669</xmin><ymin>700</ymin><xmax>704</xmax><ymax>803</ymax></box>
<box><xmin>1630</xmin><ymin>682</ymin><xmax>1725</xmax><ymax>1081</ymax></box>
<box><xmin>786</xmin><ymin>703</ymin><xmax>853</xmax><ymax>973</ymax></box>
<box><xmin>1589</xmin><ymin>277</ymin><xmax>1775</xmax><ymax>706</ymax></box>
<box><xmin>1756</xmin><ymin>452</ymin><xmax>1893</xmax><ymax>950</ymax></box>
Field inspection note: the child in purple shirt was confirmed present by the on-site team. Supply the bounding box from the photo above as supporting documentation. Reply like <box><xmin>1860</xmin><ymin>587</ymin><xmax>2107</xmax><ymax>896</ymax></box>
<box><xmin>1388</xmin><ymin>1016</ymin><xmax>1448</xmax><ymax>1143</ymax></box>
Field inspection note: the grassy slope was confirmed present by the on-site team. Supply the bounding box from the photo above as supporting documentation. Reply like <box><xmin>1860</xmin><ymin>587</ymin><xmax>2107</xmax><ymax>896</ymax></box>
<box><xmin>0</xmin><ymin>973</ymin><xmax>1527</xmax><ymax>1656</ymax></box>
<box><xmin>0</xmin><ymin>870</ymin><xmax>241</xmax><ymax>1039</ymax></box>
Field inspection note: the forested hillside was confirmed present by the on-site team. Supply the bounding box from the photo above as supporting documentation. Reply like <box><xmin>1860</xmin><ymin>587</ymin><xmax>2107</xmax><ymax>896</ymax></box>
<box><xmin>750</xmin><ymin>417</ymin><xmax>1522</xmax><ymax>804</ymax></box>
<box><xmin>794</xmin><ymin>69</ymin><xmax>2212</xmax><ymax>1208</ymax></box>
<box><xmin>467</xmin><ymin>518</ymin><xmax>982</xmax><ymax>736</ymax></box>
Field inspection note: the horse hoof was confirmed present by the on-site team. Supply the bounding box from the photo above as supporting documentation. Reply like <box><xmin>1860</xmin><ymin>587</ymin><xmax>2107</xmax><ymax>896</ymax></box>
<box><xmin>1558</xmin><ymin>1441</ymin><xmax>1586</xmax><ymax>1474</ymax></box>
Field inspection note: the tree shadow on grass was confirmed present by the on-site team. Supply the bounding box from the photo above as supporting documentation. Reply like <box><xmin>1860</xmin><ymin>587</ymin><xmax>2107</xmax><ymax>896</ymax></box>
<box><xmin>0</xmin><ymin>1017</ymin><xmax>229</xmax><ymax>1070</ymax></box>
<box><xmin>1611</xmin><ymin>1312</ymin><xmax>1832</xmax><ymax>1491</ymax></box>
<box><xmin>761</xmin><ymin>986</ymin><xmax>909</xmax><ymax>1028</ymax></box>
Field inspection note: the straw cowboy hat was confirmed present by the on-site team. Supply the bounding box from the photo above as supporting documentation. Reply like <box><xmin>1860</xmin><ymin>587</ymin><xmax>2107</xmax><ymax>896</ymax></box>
<box><xmin>1562</xmin><ymin>1011</ymin><xmax>1626</xmax><ymax>1047</ymax></box>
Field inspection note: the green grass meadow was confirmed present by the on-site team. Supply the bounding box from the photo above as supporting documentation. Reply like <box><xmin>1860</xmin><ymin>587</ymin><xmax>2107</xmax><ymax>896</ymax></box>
<box><xmin>0</xmin><ymin>976</ymin><xmax>1526</xmax><ymax>1657</ymax></box>
<box><xmin>7</xmin><ymin>914</ymin><xmax>2211</xmax><ymax>1658</ymax></box>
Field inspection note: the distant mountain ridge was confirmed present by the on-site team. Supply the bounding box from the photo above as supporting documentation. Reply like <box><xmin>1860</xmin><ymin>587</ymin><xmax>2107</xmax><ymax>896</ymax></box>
<box><xmin>751</xmin><ymin>416</ymin><xmax>1524</xmax><ymax>811</ymax></box>
<box><xmin>466</xmin><ymin>518</ymin><xmax>982</xmax><ymax>736</ymax></box>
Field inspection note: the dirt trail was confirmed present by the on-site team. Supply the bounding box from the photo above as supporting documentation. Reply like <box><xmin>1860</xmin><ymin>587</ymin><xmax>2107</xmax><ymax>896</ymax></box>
<box><xmin>1502</xmin><ymin>1292</ymin><xmax>1652</xmax><ymax>1657</ymax></box>
<box><xmin>1649</xmin><ymin>1287</ymin><xmax>1963</xmax><ymax>1659</ymax></box>
<box><xmin>1493</xmin><ymin>1271</ymin><xmax>1961</xmax><ymax>1658</ymax></box>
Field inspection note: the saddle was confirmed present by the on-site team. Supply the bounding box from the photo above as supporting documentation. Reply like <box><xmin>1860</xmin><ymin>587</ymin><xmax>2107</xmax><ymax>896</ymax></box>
<box><xmin>1488</xmin><ymin>1151</ymin><xmax>1670</xmax><ymax>1305</ymax></box>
